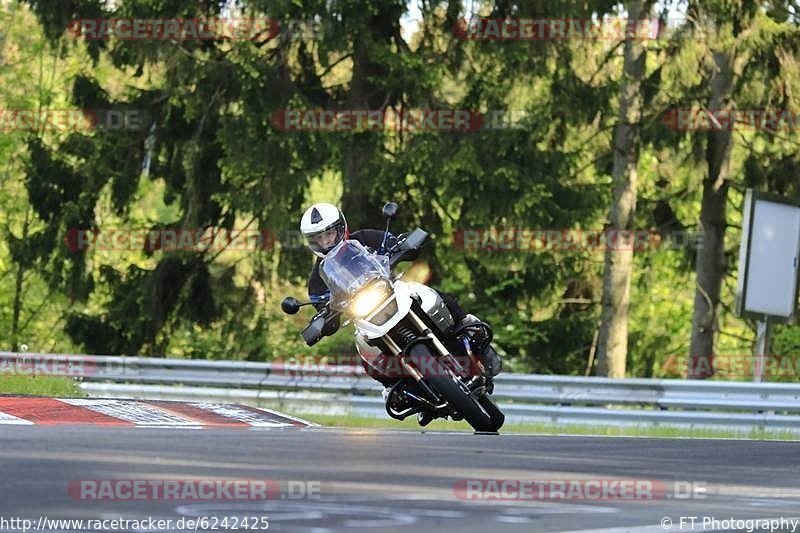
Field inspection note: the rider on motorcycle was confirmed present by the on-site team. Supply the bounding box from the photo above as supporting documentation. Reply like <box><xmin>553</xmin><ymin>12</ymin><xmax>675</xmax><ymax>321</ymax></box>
<box><xmin>299</xmin><ymin>202</ymin><xmax>502</xmax><ymax>396</ymax></box>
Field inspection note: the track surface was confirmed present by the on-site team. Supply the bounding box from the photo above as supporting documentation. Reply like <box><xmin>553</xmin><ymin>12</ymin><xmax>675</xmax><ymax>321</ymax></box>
<box><xmin>2</xmin><ymin>426</ymin><xmax>800</xmax><ymax>532</ymax></box>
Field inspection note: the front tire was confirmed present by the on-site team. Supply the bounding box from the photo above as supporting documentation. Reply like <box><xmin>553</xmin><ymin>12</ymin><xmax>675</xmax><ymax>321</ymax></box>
<box><xmin>408</xmin><ymin>344</ymin><xmax>499</xmax><ymax>432</ymax></box>
<box><xmin>478</xmin><ymin>395</ymin><xmax>505</xmax><ymax>431</ymax></box>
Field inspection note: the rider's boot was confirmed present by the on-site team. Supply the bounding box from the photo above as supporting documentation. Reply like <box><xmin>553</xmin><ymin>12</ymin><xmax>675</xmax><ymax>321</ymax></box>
<box><xmin>458</xmin><ymin>314</ymin><xmax>502</xmax><ymax>378</ymax></box>
<box><xmin>417</xmin><ymin>410</ymin><xmax>435</xmax><ymax>426</ymax></box>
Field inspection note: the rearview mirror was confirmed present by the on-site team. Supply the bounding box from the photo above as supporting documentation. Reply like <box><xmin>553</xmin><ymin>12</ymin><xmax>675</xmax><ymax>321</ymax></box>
<box><xmin>382</xmin><ymin>202</ymin><xmax>399</xmax><ymax>219</ymax></box>
<box><xmin>281</xmin><ymin>297</ymin><xmax>301</xmax><ymax>315</ymax></box>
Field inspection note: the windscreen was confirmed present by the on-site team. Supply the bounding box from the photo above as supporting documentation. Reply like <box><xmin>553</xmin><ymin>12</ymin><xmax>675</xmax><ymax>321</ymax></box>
<box><xmin>319</xmin><ymin>240</ymin><xmax>391</xmax><ymax>311</ymax></box>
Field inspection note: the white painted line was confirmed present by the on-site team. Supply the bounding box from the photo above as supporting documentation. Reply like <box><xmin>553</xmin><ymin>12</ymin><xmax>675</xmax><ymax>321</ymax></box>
<box><xmin>0</xmin><ymin>411</ymin><xmax>33</xmax><ymax>425</ymax></box>
<box><xmin>187</xmin><ymin>402</ymin><xmax>297</xmax><ymax>427</ymax></box>
<box><xmin>61</xmin><ymin>399</ymin><xmax>200</xmax><ymax>426</ymax></box>
<box><xmin>245</xmin><ymin>405</ymin><xmax>317</xmax><ymax>427</ymax></box>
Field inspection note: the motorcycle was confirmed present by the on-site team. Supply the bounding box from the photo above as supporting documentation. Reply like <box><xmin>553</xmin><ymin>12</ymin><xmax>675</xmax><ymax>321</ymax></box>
<box><xmin>280</xmin><ymin>203</ymin><xmax>505</xmax><ymax>432</ymax></box>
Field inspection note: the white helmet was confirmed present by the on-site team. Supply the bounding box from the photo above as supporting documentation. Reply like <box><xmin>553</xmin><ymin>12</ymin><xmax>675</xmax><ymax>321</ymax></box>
<box><xmin>300</xmin><ymin>202</ymin><xmax>348</xmax><ymax>257</ymax></box>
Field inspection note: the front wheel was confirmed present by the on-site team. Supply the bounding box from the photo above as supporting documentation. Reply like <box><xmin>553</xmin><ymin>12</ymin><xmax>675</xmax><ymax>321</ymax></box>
<box><xmin>478</xmin><ymin>394</ymin><xmax>505</xmax><ymax>431</ymax></box>
<box><xmin>408</xmin><ymin>344</ymin><xmax>500</xmax><ymax>432</ymax></box>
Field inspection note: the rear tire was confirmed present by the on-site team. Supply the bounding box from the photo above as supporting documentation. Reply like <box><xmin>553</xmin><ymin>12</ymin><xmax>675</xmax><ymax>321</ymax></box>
<box><xmin>408</xmin><ymin>344</ymin><xmax>496</xmax><ymax>432</ymax></box>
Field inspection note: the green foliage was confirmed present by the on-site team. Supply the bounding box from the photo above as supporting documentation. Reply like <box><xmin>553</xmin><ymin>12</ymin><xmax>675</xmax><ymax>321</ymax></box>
<box><xmin>0</xmin><ymin>0</ymin><xmax>798</xmax><ymax>383</ymax></box>
<box><xmin>0</xmin><ymin>374</ymin><xmax>85</xmax><ymax>396</ymax></box>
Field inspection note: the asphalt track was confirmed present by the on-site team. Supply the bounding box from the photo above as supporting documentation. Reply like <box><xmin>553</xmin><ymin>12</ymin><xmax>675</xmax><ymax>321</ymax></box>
<box><xmin>1</xmin><ymin>425</ymin><xmax>800</xmax><ymax>533</ymax></box>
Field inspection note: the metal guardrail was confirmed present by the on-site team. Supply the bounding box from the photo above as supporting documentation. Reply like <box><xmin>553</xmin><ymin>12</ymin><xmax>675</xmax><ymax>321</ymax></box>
<box><xmin>3</xmin><ymin>352</ymin><xmax>800</xmax><ymax>432</ymax></box>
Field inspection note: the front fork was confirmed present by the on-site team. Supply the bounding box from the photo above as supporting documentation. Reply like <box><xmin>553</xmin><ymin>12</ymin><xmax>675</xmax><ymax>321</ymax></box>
<box><xmin>382</xmin><ymin>310</ymin><xmax>488</xmax><ymax>420</ymax></box>
<box><xmin>384</xmin><ymin>310</ymin><xmax>486</xmax><ymax>383</ymax></box>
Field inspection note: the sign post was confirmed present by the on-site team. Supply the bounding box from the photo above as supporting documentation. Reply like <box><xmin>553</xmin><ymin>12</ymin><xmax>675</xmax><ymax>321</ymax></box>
<box><xmin>735</xmin><ymin>189</ymin><xmax>800</xmax><ymax>382</ymax></box>
<box><xmin>753</xmin><ymin>317</ymin><xmax>770</xmax><ymax>382</ymax></box>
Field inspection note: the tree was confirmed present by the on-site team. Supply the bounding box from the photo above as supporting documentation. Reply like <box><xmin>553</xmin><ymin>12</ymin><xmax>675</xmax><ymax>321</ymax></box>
<box><xmin>688</xmin><ymin>1</ymin><xmax>799</xmax><ymax>377</ymax></box>
<box><xmin>595</xmin><ymin>0</ymin><xmax>654</xmax><ymax>377</ymax></box>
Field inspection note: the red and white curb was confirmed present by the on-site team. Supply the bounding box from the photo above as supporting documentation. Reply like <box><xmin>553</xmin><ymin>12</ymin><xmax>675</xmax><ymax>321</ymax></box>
<box><xmin>0</xmin><ymin>397</ymin><xmax>313</xmax><ymax>428</ymax></box>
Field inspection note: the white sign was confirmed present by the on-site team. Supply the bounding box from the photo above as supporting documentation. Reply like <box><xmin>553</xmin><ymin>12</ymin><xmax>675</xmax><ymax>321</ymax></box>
<box><xmin>736</xmin><ymin>189</ymin><xmax>800</xmax><ymax>321</ymax></box>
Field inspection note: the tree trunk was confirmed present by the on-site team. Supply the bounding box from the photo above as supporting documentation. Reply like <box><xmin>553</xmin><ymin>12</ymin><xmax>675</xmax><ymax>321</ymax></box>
<box><xmin>595</xmin><ymin>0</ymin><xmax>651</xmax><ymax>378</ymax></box>
<box><xmin>688</xmin><ymin>50</ymin><xmax>735</xmax><ymax>378</ymax></box>
<box><xmin>10</xmin><ymin>209</ymin><xmax>30</xmax><ymax>352</ymax></box>
<box><xmin>341</xmin><ymin>10</ymin><xmax>399</xmax><ymax>229</ymax></box>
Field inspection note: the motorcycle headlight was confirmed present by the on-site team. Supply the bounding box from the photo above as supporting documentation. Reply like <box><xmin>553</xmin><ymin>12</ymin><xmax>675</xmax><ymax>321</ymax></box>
<box><xmin>350</xmin><ymin>281</ymin><xmax>390</xmax><ymax>318</ymax></box>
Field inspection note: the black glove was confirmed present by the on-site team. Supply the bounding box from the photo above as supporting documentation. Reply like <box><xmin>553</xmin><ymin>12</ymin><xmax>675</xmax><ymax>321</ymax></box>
<box><xmin>321</xmin><ymin>314</ymin><xmax>341</xmax><ymax>337</ymax></box>
<box><xmin>383</xmin><ymin>233</ymin><xmax>400</xmax><ymax>252</ymax></box>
